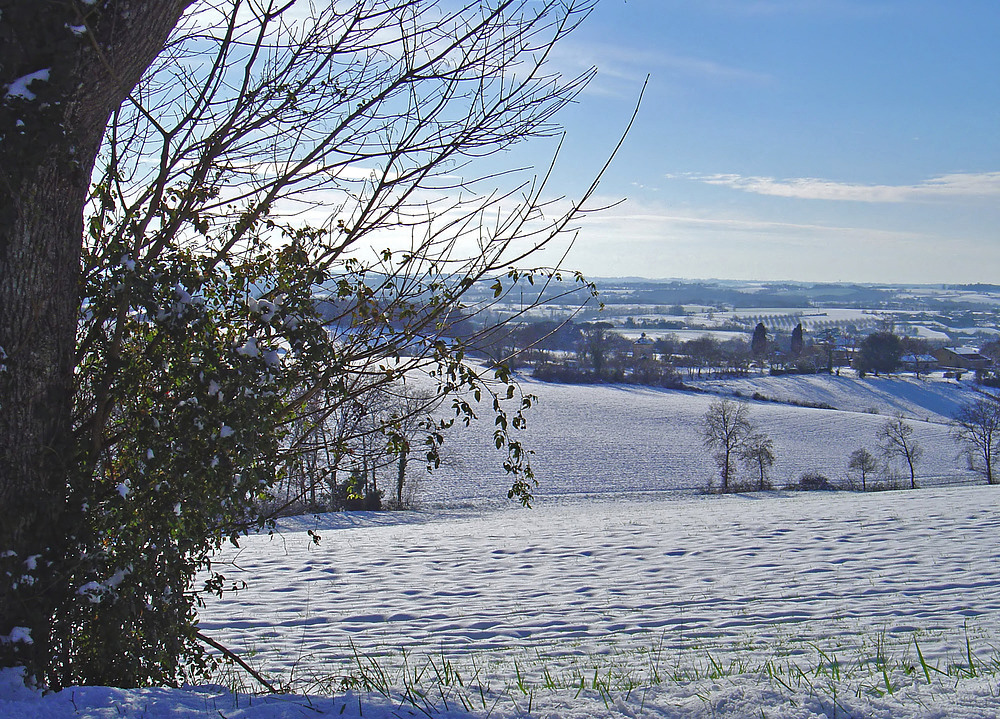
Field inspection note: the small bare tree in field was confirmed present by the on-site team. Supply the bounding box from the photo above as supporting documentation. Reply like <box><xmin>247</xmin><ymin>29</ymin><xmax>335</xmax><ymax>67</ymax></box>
<box><xmin>280</xmin><ymin>382</ymin><xmax>442</xmax><ymax>512</ymax></box>
<box><xmin>879</xmin><ymin>413</ymin><xmax>923</xmax><ymax>489</ymax></box>
<box><xmin>847</xmin><ymin>447</ymin><xmax>878</xmax><ymax>491</ymax></box>
<box><xmin>952</xmin><ymin>396</ymin><xmax>1000</xmax><ymax>485</ymax></box>
<box><xmin>740</xmin><ymin>431</ymin><xmax>775</xmax><ymax>491</ymax></box>
<box><xmin>701</xmin><ymin>398</ymin><xmax>753</xmax><ymax>492</ymax></box>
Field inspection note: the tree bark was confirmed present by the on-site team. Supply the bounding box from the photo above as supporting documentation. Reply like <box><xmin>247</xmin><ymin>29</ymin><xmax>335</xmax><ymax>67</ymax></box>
<box><xmin>0</xmin><ymin>0</ymin><xmax>188</xmax><ymax>680</ymax></box>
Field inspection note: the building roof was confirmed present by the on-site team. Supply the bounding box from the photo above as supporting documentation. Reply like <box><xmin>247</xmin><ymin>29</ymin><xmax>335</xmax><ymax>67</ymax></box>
<box><xmin>944</xmin><ymin>347</ymin><xmax>985</xmax><ymax>358</ymax></box>
<box><xmin>901</xmin><ymin>354</ymin><xmax>938</xmax><ymax>363</ymax></box>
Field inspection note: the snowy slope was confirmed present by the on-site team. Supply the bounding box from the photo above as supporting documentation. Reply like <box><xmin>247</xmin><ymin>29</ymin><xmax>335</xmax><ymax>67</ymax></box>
<box><xmin>688</xmin><ymin>372</ymin><xmax>984</xmax><ymax>422</ymax></box>
<box><xmin>3</xmin><ymin>373</ymin><xmax>999</xmax><ymax>718</ymax></box>
<box><xmin>201</xmin><ymin>489</ymin><xmax>1000</xmax><ymax>684</ymax></box>
<box><xmin>421</xmin><ymin>373</ymin><xmax>982</xmax><ymax>506</ymax></box>
<box><xmin>5</xmin><ymin>486</ymin><xmax>1000</xmax><ymax>718</ymax></box>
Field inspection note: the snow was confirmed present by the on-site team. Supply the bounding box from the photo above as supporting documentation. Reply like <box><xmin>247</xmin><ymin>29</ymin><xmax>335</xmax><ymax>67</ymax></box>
<box><xmin>262</xmin><ymin>349</ymin><xmax>282</xmax><ymax>366</ymax></box>
<box><xmin>0</xmin><ymin>629</ymin><xmax>32</xmax><ymax>647</ymax></box>
<box><xmin>76</xmin><ymin>581</ymin><xmax>103</xmax><ymax>603</ymax></box>
<box><xmin>238</xmin><ymin>337</ymin><xmax>261</xmax><ymax>357</ymax></box>
<box><xmin>4</xmin><ymin>673</ymin><xmax>1000</xmax><ymax>718</ymax></box>
<box><xmin>688</xmin><ymin>372</ymin><xmax>979</xmax><ymax>421</ymax></box>
<box><xmin>419</xmin><ymin>372</ymin><xmax>982</xmax><ymax>507</ymax></box>
<box><xmin>3</xmin><ymin>69</ymin><xmax>50</xmax><ymax>101</ymax></box>
<box><xmin>619</xmin><ymin>329</ymin><xmax>749</xmax><ymax>342</ymax></box>
<box><xmin>910</xmin><ymin>325</ymin><xmax>951</xmax><ymax>341</ymax></box>
<box><xmin>4</xmin><ymin>488</ymin><xmax>1000</xmax><ymax>716</ymax></box>
<box><xmin>3</xmin><ymin>374</ymin><xmax>1000</xmax><ymax>717</ymax></box>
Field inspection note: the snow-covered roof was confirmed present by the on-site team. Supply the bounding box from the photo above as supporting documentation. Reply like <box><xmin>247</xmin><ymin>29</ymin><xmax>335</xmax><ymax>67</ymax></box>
<box><xmin>944</xmin><ymin>346</ymin><xmax>985</xmax><ymax>357</ymax></box>
<box><xmin>900</xmin><ymin>354</ymin><xmax>938</xmax><ymax>363</ymax></box>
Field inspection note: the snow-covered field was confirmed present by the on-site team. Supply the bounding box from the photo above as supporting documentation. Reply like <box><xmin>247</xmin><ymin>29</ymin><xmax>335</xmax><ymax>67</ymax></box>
<box><xmin>4</xmin><ymin>374</ymin><xmax>1000</xmax><ymax>718</ymax></box>
<box><xmin>421</xmin><ymin>371</ymin><xmax>984</xmax><ymax>506</ymax></box>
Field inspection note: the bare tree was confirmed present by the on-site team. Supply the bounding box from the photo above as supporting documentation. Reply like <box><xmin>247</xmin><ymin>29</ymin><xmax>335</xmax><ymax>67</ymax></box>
<box><xmin>701</xmin><ymin>398</ymin><xmax>753</xmax><ymax>492</ymax></box>
<box><xmin>684</xmin><ymin>335</ymin><xmax>722</xmax><ymax>378</ymax></box>
<box><xmin>1</xmin><ymin>0</ymin><xmax>631</xmax><ymax>688</ymax></box>
<box><xmin>385</xmin><ymin>387</ymin><xmax>443</xmax><ymax>508</ymax></box>
<box><xmin>277</xmin><ymin>381</ymin><xmax>441</xmax><ymax>512</ymax></box>
<box><xmin>847</xmin><ymin>447</ymin><xmax>878</xmax><ymax>491</ymax></box>
<box><xmin>952</xmin><ymin>396</ymin><xmax>1000</xmax><ymax>485</ymax></box>
<box><xmin>740</xmin><ymin>431</ymin><xmax>775</xmax><ymax>491</ymax></box>
<box><xmin>879</xmin><ymin>413</ymin><xmax>923</xmax><ymax>489</ymax></box>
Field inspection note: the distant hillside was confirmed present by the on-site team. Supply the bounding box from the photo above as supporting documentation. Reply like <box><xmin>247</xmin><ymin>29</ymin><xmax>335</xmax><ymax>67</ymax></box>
<box><xmin>687</xmin><ymin>372</ymin><xmax>987</xmax><ymax>423</ymax></box>
<box><xmin>420</xmin><ymin>369</ymin><xmax>983</xmax><ymax>505</ymax></box>
<box><xmin>591</xmin><ymin>279</ymin><xmax>894</xmax><ymax>309</ymax></box>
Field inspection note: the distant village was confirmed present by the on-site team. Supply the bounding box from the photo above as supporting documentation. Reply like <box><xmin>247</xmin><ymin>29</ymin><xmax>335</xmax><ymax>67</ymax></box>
<box><xmin>449</xmin><ymin>278</ymin><xmax>1000</xmax><ymax>388</ymax></box>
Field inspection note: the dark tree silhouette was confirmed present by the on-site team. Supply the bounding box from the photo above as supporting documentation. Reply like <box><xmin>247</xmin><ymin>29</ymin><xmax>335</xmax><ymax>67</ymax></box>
<box><xmin>790</xmin><ymin>323</ymin><xmax>804</xmax><ymax>358</ymax></box>
<box><xmin>856</xmin><ymin>332</ymin><xmax>903</xmax><ymax>376</ymax></box>
<box><xmin>751</xmin><ymin>322</ymin><xmax>768</xmax><ymax>364</ymax></box>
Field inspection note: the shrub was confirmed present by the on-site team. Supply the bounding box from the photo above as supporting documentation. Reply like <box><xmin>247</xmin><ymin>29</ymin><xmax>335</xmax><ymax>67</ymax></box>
<box><xmin>793</xmin><ymin>472</ymin><xmax>836</xmax><ymax>491</ymax></box>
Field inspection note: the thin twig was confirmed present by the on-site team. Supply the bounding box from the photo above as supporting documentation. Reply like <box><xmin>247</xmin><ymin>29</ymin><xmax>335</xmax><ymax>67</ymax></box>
<box><xmin>196</xmin><ymin>630</ymin><xmax>280</xmax><ymax>694</ymax></box>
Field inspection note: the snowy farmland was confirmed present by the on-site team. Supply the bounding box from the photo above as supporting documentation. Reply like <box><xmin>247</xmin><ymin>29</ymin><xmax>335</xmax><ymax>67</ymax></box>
<box><xmin>4</xmin><ymin>373</ymin><xmax>1000</xmax><ymax>719</ymax></box>
<box><xmin>199</xmin><ymin>487</ymin><xmax>1000</xmax><ymax>681</ymax></box>
<box><xmin>418</xmin><ymin>371</ymin><xmax>984</xmax><ymax>507</ymax></box>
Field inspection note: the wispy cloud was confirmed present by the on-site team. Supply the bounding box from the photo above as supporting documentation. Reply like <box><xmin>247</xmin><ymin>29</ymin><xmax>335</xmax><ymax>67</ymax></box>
<box><xmin>560</xmin><ymin>194</ymin><xmax>991</xmax><ymax>283</ymax></box>
<box><xmin>552</xmin><ymin>41</ymin><xmax>773</xmax><ymax>96</ymax></box>
<box><xmin>583</xmin><ymin>203</ymin><xmax>919</xmax><ymax>242</ymax></box>
<box><xmin>682</xmin><ymin>172</ymin><xmax>1000</xmax><ymax>202</ymax></box>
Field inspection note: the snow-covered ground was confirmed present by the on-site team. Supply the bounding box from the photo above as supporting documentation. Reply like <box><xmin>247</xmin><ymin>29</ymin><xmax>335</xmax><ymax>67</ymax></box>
<box><xmin>619</xmin><ymin>328</ymin><xmax>749</xmax><ymax>342</ymax></box>
<box><xmin>420</xmin><ymin>372</ymin><xmax>985</xmax><ymax>506</ymax></box>
<box><xmin>6</xmin><ymin>488</ymin><xmax>1000</xmax><ymax>718</ymax></box>
<box><xmin>687</xmin><ymin>372</ymin><xmax>978</xmax><ymax>421</ymax></box>
<box><xmin>4</xmin><ymin>373</ymin><xmax>1000</xmax><ymax>718</ymax></box>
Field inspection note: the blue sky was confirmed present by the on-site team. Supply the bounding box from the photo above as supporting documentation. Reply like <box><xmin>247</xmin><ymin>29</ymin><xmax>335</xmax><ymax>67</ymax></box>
<box><xmin>526</xmin><ymin>0</ymin><xmax>1000</xmax><ymax>284</ymax></box>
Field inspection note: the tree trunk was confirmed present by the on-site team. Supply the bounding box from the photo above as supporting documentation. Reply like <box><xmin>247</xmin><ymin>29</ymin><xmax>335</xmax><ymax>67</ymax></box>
<box><xmin>0</xmin><ymin>0</ymin><xmax>187</xmax><ymax>681</ymax></box>
<box><xmin>397</xmin><ymin>452</ymin><xmax>408</xmax><ymax>506</ymax></box>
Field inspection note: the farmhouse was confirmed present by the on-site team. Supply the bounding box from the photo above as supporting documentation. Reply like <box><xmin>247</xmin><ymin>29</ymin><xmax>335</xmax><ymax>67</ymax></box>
<box><xmin>932</xmin><ymin>347</ymin><xmax>992</xmax><ymax>371</ymax></box>
<box><xmin>632</xmin><ymin>332</ymin><xmax>655</xmax><ymax>359</ymax></box>
<box><xmin>900</xmin><ymin>353</ymin><xmax>939</xmax><ymax>374</ymax></box>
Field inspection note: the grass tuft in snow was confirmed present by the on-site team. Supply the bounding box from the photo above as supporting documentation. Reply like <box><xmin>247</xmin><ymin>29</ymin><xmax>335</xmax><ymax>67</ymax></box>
<box><xmin>206</xmin><ymin>629</ymin><xmax>1000</xmax><ymax>718</ymax></box>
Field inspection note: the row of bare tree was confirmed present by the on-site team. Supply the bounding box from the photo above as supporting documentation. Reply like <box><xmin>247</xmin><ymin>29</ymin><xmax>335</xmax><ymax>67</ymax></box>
<box><xmin>700</xmin><ymin>394</ymin><xmax>1000</xmax><ymax>493</ymax></box>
